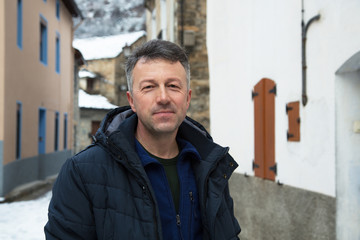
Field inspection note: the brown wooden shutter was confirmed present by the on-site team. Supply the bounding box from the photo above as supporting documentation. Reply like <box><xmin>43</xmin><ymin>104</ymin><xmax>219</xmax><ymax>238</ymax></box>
<box><xmin>253</xmin><ymin>78</ymin><xmax>276</xmax><ymax>181</ymax></box>
<box><xmin>286</xmin><ymin>101</ymin><xmax>300</xmax><ymax>141</ymax></box>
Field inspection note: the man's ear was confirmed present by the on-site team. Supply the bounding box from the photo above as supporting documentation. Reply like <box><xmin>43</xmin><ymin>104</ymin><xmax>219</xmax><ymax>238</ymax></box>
<box><xmin>186</xmin><ymin>89</ymin><xmax>192</xmax><ymax>109</ymax></box>
<box><xmin>126</xmin><ymin>91</ymin><xmax>136</xmax><ymax>112</ymax></box>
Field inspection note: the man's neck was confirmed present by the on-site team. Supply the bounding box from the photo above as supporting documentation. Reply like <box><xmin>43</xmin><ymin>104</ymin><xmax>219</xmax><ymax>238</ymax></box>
<box><xmin>135</xmin><ymin>128</ymin><xmax>179</xmax><ymax>159</ymax></box>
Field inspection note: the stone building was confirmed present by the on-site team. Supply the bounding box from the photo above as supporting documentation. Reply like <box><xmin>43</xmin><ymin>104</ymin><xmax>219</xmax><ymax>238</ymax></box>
<box><xmin>73</xmin><ymin>31</ymin><xmax>146</xmax><ymax>106</ymax></box>
<box><xmin>144</xmin><ymin>0</ymin><xmax>210</xmax><ymax>131</ymax></box>
<box><xmin>77</xmin><ymin>89</ymin><xmax>117</xmax><ymax>153</ymax></box>
<box><xmin>74</xmin><ymin>32</ymin><xmax>147</xmax><ymax>154</ymax></box>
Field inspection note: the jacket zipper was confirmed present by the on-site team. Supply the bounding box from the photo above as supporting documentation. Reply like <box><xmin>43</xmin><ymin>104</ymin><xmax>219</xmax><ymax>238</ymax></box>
<box><xmin>176</xmin><ymin>214</ymin><xmax>184</xmax><ymax>240</ymax></box>
<box><xmin>189</xmin><ymin>191</ymin><xmax>195</xmax><ymax>240</ymax></box>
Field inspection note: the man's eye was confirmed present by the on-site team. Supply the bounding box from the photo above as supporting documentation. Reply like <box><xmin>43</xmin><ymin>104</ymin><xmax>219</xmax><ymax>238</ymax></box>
<box><xmin>143</xmin><ymin>85</ymin><xmax>154</xmax><ymax>90</ymax></box>
<box><xmin>169</xmin><ymin>84</ymin><xmax>179</xmax><ymax>88</ymax></box>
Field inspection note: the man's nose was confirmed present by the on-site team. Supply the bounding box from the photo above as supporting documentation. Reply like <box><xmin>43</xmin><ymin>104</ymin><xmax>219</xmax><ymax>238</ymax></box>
<box><xmin>156</xmin><ymin>86</ymin><xmax>170</xmax><ymax>104</ymax></box>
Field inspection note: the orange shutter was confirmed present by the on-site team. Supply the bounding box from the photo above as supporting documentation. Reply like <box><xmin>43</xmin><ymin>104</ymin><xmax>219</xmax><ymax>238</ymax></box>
<box><xmin>286</xmin><ymin>101</ymin><xmax>300</xmax><ymax>141</ymax></box>
<box><xmin>253</xmin><ymin>78</ymin><xmax>276</xmax><ymax>181</ymax></box>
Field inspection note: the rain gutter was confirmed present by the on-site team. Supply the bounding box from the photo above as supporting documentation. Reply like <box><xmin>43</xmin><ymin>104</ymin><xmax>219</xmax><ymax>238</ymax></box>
<box><xmin>301</xmin><ymin>1</ymin><xmax>320</xmax><ymax>106</ymax></box>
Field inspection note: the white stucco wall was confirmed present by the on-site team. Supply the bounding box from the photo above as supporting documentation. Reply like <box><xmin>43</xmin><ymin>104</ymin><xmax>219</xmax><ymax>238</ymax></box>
<box><xmin>207</xmin><ymin>0</ymin><xmax>360</xmax><ymax>197</ymax></box>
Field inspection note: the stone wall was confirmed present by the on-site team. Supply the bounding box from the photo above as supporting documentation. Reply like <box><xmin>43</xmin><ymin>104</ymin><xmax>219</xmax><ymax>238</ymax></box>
<box><xmin>176</xmin><ymin>0</ymin><xmax>210</xmax><ymax>131</ymax></box>
<box><xmin>229</xmin><ymin>173</ymin><xmax>336</xmax><ymax>240</ymax></box>
<box><xmin>83</xmin><ymin>58</ymin><xmax>117</xmax><ymax>103</ymax></box>
<box><xmin>114</xmin><ymin>36</ymin><xmax>146</xmax><ymax>107</ymax></box>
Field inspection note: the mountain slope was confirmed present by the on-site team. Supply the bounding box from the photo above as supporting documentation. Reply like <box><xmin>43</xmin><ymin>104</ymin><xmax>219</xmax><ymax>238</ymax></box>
<box><xmin>74</xmin><ymin>0</ymin><xmax>145</xmax><ymax>39</ymax></box>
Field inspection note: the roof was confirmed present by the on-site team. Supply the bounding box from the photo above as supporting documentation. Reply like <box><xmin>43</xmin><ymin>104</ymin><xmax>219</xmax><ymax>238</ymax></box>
<box><xmin>78</xmin><ymin>69</ymin><xmax>97</xmax><ymax>79</ymax></box>
<box><xmin>79</xmin><ymin>89</ymin><xmax>118</xmax><ymax>110</ymax></box>
<box><xmin>73</xmin><ymin>31</ymin><xmax>146</xmax><ymax>60</ymax></box>
<box><xmin>62</xmin><ymin>0</ymin><xmax>83</xmax><ymax>18</ymax></box>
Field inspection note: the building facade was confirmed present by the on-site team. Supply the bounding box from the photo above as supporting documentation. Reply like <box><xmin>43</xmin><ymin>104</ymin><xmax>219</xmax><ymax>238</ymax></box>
<box><xmin>0</xmin><ymin>0</ymin><xmax>81</xmax><ymax>197</ymax></box>
<box><xmin>144</xmin><ymin>0</ymin><xmax>210</xmax><ymax>131</ymax></box>
<box><xmin>207</xmin><ymin>0</ymin><xmax>360</xmax><ymax>239</ymax></box>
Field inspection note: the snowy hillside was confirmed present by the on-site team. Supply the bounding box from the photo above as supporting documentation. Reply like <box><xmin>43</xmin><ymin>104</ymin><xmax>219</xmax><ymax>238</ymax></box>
<box><xmin>74</xmin><ymin>0</ymin><xmax>146</xmax><ymax>39</ymax></box>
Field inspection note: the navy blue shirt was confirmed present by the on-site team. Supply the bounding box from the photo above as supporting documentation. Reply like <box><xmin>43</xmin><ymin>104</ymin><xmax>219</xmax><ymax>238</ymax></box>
<box><xmin>135</xmin><ymin>138</ymin><xmax>203</xmax><ymax>240</ymax></box>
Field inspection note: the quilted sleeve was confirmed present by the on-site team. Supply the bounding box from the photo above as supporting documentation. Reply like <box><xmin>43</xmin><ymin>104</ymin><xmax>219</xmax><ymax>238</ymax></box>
<box><xmin>225</xmin><ymin>184</ymin><xmax>241</xmax><ymax>239</ymax></box>
<box><xmin>44</xmin><ymin>157</ymin><xmax>96</xmax><ymax>240</ymax></box>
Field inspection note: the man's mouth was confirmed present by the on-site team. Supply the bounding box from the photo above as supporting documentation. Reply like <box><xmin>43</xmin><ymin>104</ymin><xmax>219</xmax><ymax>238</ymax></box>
<box><xmin>153</xmin><ymin>109</ymin><xmax>175</xmax><ymax>116</ymax></box>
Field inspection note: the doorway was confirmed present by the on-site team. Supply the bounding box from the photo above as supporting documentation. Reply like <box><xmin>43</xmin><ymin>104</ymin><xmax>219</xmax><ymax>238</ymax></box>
<box><xmin>335</xmin><ymin>51</ymin><xmax>360</xmax><ymax>239</ymax></box>
<box><xmin>38</xmin><ymin>108</ymin><xmax>46</xmax><ymax>154</ymax></box>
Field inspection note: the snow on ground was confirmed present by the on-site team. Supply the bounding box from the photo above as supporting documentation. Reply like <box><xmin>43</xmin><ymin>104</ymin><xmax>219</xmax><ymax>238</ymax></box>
<box><xmin>0</xmin><ymin>192</ymin><xmax>51</xmax><ymax>240</ymax></box>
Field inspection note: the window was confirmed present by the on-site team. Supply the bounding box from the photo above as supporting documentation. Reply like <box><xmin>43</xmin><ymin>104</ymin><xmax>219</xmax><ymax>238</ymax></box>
<box><xmin>91</xmin><ymin>121</ymin><xmax>101</xmax><ymax>143</ymax></box>
<box><xmin>40</xmin><ymin>16</ymin><xmax>48</xmax><ymax>65</ymax></box>
<box><xmin>38</xmin><ymin>108</ymin><xmax>47</xmax><ymax>154</ymax></box>
<box><xmin>55</xmin><ymin>33</ymin><xmax>60</xmax><ymax>73</ymax></box>
<box><xmin>63</xmin><ymin>113</ymin><xmax>68</xmax><ymax>149</ymax></box>
<box><xmin>87</xmin><ymin>78</ymin><xmax>95</xmax><ymax>91</ymax></box>
<box><xmin>17</xmin><ymin>0</ymin><xmax>23</xmax><ymax>49</ymax></box>
<box><xmin>151</xmin><ymin>9</ymin><xmax>156</xmax><ymax>39</ymax></box>
<box><xmin>286</xmin><ymin>101</ymin><xmax>301</xmax><ymax>141</ymax></box>
<box><xmin>16</xmin><ymin>101</ymin><xmax>22</xmax><ymax>159</ymax></box>
<box><xmin>56</xmin><ymin>0</ymin><xmax>60</xmax><ymax>20</ymax></box>
<box><xmin>160</xmin><ymin>0</ymin><xmax>167</xmax><ymax>40</ymax></box>
<box><xmin>54</xmin><ymin>112</ymin><xmax>59</xmax><ymax>151</ymax></box>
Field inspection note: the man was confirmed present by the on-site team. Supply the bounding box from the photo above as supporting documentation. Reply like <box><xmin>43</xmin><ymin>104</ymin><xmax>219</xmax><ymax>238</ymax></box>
<box><xmin>45</xmin><ymin>39</ymin><xmax>240</xmax><ymax>239</ymax></box>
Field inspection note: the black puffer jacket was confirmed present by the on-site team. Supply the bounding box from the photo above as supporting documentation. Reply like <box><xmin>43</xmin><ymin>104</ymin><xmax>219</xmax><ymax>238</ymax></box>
<box><xmin>45</xmin><ymin>106</ymin><xmax>241</xmax><ymax>239</ymax></box>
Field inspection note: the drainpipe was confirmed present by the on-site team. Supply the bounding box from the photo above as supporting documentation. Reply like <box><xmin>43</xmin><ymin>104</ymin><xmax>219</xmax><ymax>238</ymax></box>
<box><xmin>301</xmin><ymin>1</ymin><xmax>320</xmax><ymax>106</ymax></box>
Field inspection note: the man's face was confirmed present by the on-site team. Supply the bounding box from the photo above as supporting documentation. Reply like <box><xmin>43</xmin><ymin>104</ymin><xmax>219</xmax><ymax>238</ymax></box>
<box><xmin>127</xmin><ymin>58</ymin><xmax>191</xmax><ymax>137</ymax></box>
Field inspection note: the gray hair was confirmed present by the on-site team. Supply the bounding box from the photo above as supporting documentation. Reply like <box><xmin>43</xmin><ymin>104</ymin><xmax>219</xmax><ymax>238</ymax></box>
<box><xmin>125</xmin><ymin>39</ymin><xmax>190</xmax><ymax>93</ymax></box>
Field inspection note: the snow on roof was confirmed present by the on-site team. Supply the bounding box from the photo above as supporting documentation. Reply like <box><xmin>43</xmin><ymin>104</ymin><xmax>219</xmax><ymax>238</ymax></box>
<box><xmin>78</xmin><ymin>69</ymin><xmax>97</xmax><ymax>78</ymax></box>
<box><xmin>73</xmin><ymin>31</ymin><xmax>146</xmax><ymax>60</ymax></box>
<box><xmin>79</xmin><ymin>89</ymin><xmax>118</xmax><ymax>109</ymax></box>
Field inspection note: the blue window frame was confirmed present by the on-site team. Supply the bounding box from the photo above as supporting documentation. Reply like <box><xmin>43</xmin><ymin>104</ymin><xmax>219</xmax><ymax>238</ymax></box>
<box><xmin>63</xmin><ymin>113</ymin><xmax>68</xmax><ymax>149</ymax></box>
<box><xmin>17</xmin><ymin>0</ymin><xmax>23</xmax><ymax>49</ymax></box>
<box><xmin>38</xmin><ymin>108</ymin><xmax>47</xmax><ymax>154</ymax></box>
<box><xmin>40</xmin><ymin>15</ymin><xmax>48</xmax><ymax>65</ymax></box>
<box><xmin>55</xmin><ymin>112</ymin><xmax>59</xmax><ymax>151</ymax></box>
<box><xmin>56</xmin><ymin>0</ymin><xmax>60</xmax><ymax>20</ymax></box>
<box><xmin>55</xmin><ymin>33</ymin><xmax>60</xmax><ymax>73</ymax></box>
<box><xmin>16</xmin><ymin>101</ymin><xmax>22</xmax><ymax>159</ymax></box>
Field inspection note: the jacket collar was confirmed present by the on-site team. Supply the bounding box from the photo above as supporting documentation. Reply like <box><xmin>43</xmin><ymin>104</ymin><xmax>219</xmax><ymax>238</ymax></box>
<box><xmin>135</xmin><ymin>137</ymin><xmax>202</xmax><ymax>168</ymax></box>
